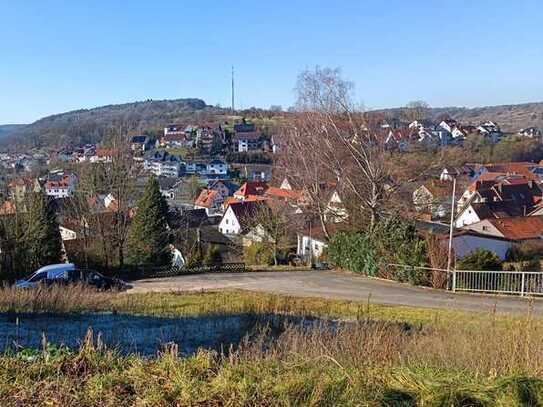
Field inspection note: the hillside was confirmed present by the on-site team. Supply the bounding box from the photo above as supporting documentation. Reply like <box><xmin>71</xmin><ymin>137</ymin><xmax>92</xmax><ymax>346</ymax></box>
<box><xmin>8</xmin><ymin>98</ymin><xmax>227</xmax><ymax>148</ymax></box>
<box><xmin>8</xmin><ymin>98</ymin><xmax>543</xmax><ymax>149</ymax></box>
<box><xmin>376</xmin><ymin>102</ymin><xmax>543</xmax><ymax>132</ymax></box>
<box><xmin>0</xmin><ymin>124</ymin><xmax>25</xmax><ymax>140</ymax></box>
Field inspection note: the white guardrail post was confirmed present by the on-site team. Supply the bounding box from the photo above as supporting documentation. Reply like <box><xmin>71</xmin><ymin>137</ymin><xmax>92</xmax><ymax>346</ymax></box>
<box><xmin>521</xmin><ymin>272</ymin><xmax>525</xmax><ymax>297</ymax></box>
<box><xmin>452</xmin><ymin>269</ymin><xmax>456</xmax><ymax>292</ymax></box>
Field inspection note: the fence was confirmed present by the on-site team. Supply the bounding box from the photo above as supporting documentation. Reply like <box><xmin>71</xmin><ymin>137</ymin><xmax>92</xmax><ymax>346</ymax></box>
<box><xmin>386</xmin><ymin>264</ymin><xmax>543</xmax><ymax>297</ymax></box>
<box><xmin>452</xmin><ymin>270</ymin><xmax>543</xmax><ymax>297</ymax></box>
<box><xmin>112</xmin><ymin>262</ymin><xmax>247</xmax><ymax>281</ymax></box>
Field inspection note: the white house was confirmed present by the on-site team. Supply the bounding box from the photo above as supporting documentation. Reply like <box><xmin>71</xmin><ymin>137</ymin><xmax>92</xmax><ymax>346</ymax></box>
<box><xmin>296</xmin><ymin>230</ymin><xmax>328</xmax><ymax>260</ymax></box>
<box><xmin>234</xmin><ymin>132</ymin><xmax>262</xmax><ymax>152</ymax></box>
<box><xmin>454</xmin><ymin>203</ymin><xmax>484</xmax><ymax>227</ymax></box>
<box><xmin>324</xmin><ymin>190</ymin><xmax>348</xmax><ymax>223</ymax></box>
<box><xmin>194</xmin><ymin>189</ymin><xmax>224</xmax><ymax>216</ymax></box>
<box><xmin>205</xmin><ymin>159</ymin><xmax>228</xmax><ymax>176</ymax></box>
<box><xmin>45</xmin><ymin>172</ymin><xmax>77</xmax><ymax>199</ymax></box>
<box><xmin>144</xmin><ymin>151</ymin><xmax>182</xmax><ymax>178</ymax></box>
<box><xmin>218</xmin><ymin>201</ymin><xmax>261</xmax><ymax>235</ymax></box>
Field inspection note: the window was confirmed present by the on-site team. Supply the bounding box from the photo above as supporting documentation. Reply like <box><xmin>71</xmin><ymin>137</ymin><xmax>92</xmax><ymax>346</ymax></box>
<box><xmin>28</xmin><ymin>272</ymin><xmax>47</xmax><ymax>283</ymax></box>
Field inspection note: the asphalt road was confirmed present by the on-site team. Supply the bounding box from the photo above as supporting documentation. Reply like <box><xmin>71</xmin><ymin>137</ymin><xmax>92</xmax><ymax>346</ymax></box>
<box><xmin>128</xmin><ymin>270</ymin><xmax>543</xmax><ymax>315</ymax></box>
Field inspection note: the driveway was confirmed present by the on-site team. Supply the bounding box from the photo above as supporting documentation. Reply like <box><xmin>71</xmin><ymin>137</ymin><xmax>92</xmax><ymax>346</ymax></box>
<box><xmin>128</xmin><ymin>270</ymin><xmax>542</xmax><ymax>315</ymax></box>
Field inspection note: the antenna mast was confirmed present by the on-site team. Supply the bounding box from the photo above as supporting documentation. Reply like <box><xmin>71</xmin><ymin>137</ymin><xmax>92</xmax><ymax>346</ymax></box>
<box><xmin>231</xmin><ymin>66</ymin><xmax>235</xmax><ymax>113</ymax></box>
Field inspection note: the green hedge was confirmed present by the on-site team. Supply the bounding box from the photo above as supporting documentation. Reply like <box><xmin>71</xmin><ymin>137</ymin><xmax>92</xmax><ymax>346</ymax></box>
<box><xmin>328</xmin><ymin>216</ymin><xmax>429</xmax><ymax>285</ymax></box>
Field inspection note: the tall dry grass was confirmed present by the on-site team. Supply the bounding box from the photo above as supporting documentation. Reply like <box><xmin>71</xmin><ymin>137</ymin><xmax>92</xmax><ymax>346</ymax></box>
<box><xmin>0</xmin><ymin>284</ymin><xmax>113</xmax><ymax>313</ymax></box>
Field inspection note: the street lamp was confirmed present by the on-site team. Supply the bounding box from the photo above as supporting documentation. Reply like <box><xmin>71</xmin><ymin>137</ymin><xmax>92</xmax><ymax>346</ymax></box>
<box><xmin>447</xmin><ymin>176</ymin><xmax>457</xmax><ymax>288</ymax></box>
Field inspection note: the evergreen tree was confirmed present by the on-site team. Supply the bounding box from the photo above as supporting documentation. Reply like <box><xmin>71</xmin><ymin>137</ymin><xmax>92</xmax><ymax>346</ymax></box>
<box><xmin>127</xmin><ymin>177</ymin><xmax>171</xmax><ymax>266</ymax></box>
<box><xmin>25</xmin><ymin>192</ymin><xmax>63</xmax><ymax>271</ymax></box>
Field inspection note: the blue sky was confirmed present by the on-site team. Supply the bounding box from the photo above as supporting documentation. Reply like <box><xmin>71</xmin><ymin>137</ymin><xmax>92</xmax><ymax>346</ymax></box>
<box><xmin>1</xmin><ymin>0</ymin><xmax>542</xmax><ymax>124</ymax></box>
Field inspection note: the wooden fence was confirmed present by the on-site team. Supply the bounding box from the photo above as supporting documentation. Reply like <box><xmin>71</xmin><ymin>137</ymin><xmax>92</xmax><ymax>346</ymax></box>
<box><xmin>113</xmin><ymin>262</ymin><xmax>246</xmax><ymax>281</ymax></box>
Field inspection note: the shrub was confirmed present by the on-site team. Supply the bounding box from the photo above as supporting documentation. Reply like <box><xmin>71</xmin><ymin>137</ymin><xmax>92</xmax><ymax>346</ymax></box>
<box><xmin>328</xmin><ymin>216</ymin><xmax>429</xmax><ymax>283</ymax></box>
<box><xmin>328</xmin><ymin>232</ymin><xmax>378</xmax><ymax>276</ymax></box>
<box><xmin>244</xmin><ymin>243</ymin><xmax>273</xmax><ymax>266</ymax></box>
<box><xmin>204</xmin><ymin>245</ymin><xmax>222</xmax><ymax>266</ymax></box>
<box><xmin>458</xmin><ymin>249</ymin><xmax>502</xmax><ymax>271</ymax></box>
<box><xmin>506</xmin><ymin>240</ymin><xmax>543</xmax><ymax>262</ymax></box>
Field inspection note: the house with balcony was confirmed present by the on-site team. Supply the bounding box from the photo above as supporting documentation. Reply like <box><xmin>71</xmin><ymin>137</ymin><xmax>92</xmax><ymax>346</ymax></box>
<box><xmin>144</xmin><ymin>151</ymin><xmax>182</xmax><ymax>178</ymax></box>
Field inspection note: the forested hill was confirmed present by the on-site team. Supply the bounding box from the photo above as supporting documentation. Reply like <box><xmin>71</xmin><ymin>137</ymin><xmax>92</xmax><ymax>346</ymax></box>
<box><xmin>7</xmin><ymin>98</ymin><xmax>543</xmax><ymax>149</ymax></box>
<box><xmin>0</xmin><ymin>124</ymin><xmax>25</xmax><ymax>140</ymax></box>
<box><xmin>375</xmin><ymin>102</ymin><xmax>543</xmax><ymax>132</ymax></box>
<box><xmin>7</xmin><ymin>98</ymin><xmax>227</xmax><ymax>148</ymax></box>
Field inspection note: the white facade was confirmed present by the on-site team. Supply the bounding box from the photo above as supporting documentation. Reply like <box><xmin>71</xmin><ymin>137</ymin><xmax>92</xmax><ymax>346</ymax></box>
<box><xmin>46</xmin><ymin>185</ymin><xmax>74</xmax><ymax>198</ymax></box>
<box><xmin>218</xmin><ymin>206</ymin><xmax>242</xmax><ymax>235</ymax></box>
<box><xmin>296</xmin><ymin>234</ymin><xmax>327</xmax><ymax>260</ymax></box>
<box><xmin>206</xmin><ymin>161</ymin><xmax>228</xmax><ymax>176</ymax></box>
<box><xmin>144</xmin><ymin>160</ymin><xmax>180</xmax><ymax>177</ymax></box>
<box><xmin>454</xmin><ymin>204</ymin><xmax>482</xmax><ymax>228</ymax></box>
<box><xmin>59</xmin><ymin>226</ymin><xmax>77</xmax><ymax>241</ymax></box>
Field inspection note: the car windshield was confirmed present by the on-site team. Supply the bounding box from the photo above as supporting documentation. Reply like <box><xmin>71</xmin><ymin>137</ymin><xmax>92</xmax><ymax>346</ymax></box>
<box><xmin>27</xmin><ymin>272</ymin><xmax>47</xmax><ymax>283</ymax></box>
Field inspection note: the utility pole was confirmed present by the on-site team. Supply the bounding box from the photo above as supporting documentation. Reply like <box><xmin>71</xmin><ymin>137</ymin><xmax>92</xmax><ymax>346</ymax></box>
<box><xmin>231</xmin><ymin>66</ymin><xmax>235</xmax><ymax>114</ymax></box>
<box><xmin>447</xmin><ymin>177</ymin><xmax>457</xmax><ymax>289</ymax></box>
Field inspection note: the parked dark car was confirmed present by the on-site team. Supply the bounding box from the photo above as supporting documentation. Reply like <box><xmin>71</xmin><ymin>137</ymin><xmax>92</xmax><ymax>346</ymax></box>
<box><xmin>16</xmin><ymin>263</ymin><xmax>128</xmax><ymax>291</ymax></box>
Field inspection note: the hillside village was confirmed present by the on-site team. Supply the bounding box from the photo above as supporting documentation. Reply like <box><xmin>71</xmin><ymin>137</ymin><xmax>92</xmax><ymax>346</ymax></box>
<box><xmin>1</xmin><ymin>106</ymin><xmax>543</xmax><ymax>279</ymax></box>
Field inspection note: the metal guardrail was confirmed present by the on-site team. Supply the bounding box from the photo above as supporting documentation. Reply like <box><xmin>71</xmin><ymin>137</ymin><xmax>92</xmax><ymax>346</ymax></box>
<box><xmin>452</xmin><ymin>270</ymin><xmax>543</xmax><ymax>297</ymax></box>
<box><xmin>386</xmin><ymin>263</ymin><xmax>543</xmax><ymax>297</ymax></box>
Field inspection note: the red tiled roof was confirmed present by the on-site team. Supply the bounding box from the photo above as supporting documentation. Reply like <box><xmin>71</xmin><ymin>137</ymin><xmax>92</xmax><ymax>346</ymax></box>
<box><xmin>95</xmin><ymin>147</ymin><xmax>119</xmax><ymax>157</ymax></box>
<box><xmin>486</xmin><ymin>216</ymin><xmax>543</xmax><ymax>240</ymax></box>
<box><xmin>234</xmin><ymin>181</ymin><xmax>269</xmax><ymax>198</ymax></box>
<box><xmin>422</xmin><ymin>180</ymin><xmax>452</xmax><ymax>198</ymax></box>
<box><xmin>265</xmin><ymin>186</ymin><xmax>302</xmax><ymax>201</ymax></box>
<box><xmin>195</xmin><ymin>189</ymin><xmax>219</xmax><ymax>208</ymax></box>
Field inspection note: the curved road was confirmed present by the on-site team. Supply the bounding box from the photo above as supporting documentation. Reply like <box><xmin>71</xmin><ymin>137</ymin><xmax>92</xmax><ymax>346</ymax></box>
<box><xmin>129</xmin><ymin>270</ymin><xmax>542</xmax><ymax>315</ymax></box>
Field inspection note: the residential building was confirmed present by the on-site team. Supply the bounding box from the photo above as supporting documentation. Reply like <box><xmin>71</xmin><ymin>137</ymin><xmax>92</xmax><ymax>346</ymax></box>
<box><xmin>206</xmin><ymin>159</ymin><xmax>228</xmax><ymax>176</ymax></box>
<box><xmin>518</xmin><ymin>127</ymin><xmax>541</xmax><ymax>138</ymax></box>
<box><xmin>233</xmin><ymin>131</ymin><xmax>262</xmax><ymax>152</ymax></box>
<box><xmin>462</xmin><ymin>216</ymin><xmax>543</xmax><ymax>241</ymax></box>
<box><xmin>156</xmin><ymin>176</ymin><xmax>184</xmax><ymax>200</ymax></box>
<box><xmin>455</xmin><ymin>178</ymin><xmax>541</xmax><ymax>227</ymax></box>
<box><xmin>194</xmin><ymin>189</ymin><xmax>224</xmax><ymax>215</ymax></box>
<box><xmin>231</xmin><ymin>163</ymin><xmax>273</xmax><ymax>181</ymax></box>
<box><xmin>89</xmin><ymin>147</ymin><xmax>119</xmax><ymax>163</ymax></box>
<box><xmin>144</xmin><ymin>150</ymin><xmax>182</xmax><ymax>177</ymax></box>
<box><xmin>413</xmin><ymin>180</ymin><xmax>452</xmax><ymax>218</ymax></box>
<box><xmin>208</xmin><ymin>180</ymin><xmax>239</xmax><ymax>200</ymax></box>
<box><xmin>45</xmin><ymin>171</ymin><xmax>77</xmax><ymax>199</ymax></box>
<box><xmin>233</xmin><ymin>181</ymin><xmax>269</xmax><ymax>201</ymax></box>
<box><xmin>131</xmin><ymin>135</ymin><xmax>154</xmax><ymax>152</ymax></box>
<box><xmin>296</xmin><ymin>225</ymin><xmax>328</xmax><ymax>261</ymax></box>
<box><xmin>218</xmin><ymin>201</ymin><xmax>262</xmax><ymax>235</ymax></box>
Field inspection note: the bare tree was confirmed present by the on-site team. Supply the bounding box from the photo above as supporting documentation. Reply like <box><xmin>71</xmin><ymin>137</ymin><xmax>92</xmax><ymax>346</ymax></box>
<box><xmin>403</xmin><ymin>100</ymin><xmax>430</xmax><ymax>123</ymax></box>
<box><xmin>245</xmin><ymin>200</ymin><xmax>295</xmax><ymax>266</ymax></box>
<box><xmin>281</xmin><ymin>66</ymin><xmax>393</xmax><ymax>233</ymax></box>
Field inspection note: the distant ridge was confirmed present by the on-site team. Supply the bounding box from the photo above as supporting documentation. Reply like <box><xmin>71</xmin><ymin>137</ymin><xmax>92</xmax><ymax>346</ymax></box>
<box><xmin>8</xmin><ymin>98</ymin><xmax>227</xmax><ymax>148</ymax></box>
<box><xmin>7</xmin><ymin>98</ymin><xmax>543</xmax><ymax>148</ymax></box>
<box><xmin>373</xmin><ymin>102</ymin><xmax>543</xmax><ymax>132</ymax></box>
<box><xmin>0</xmin><ymin>124</ymin><xmax>25</xmax><ymax>140</ymax></box>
